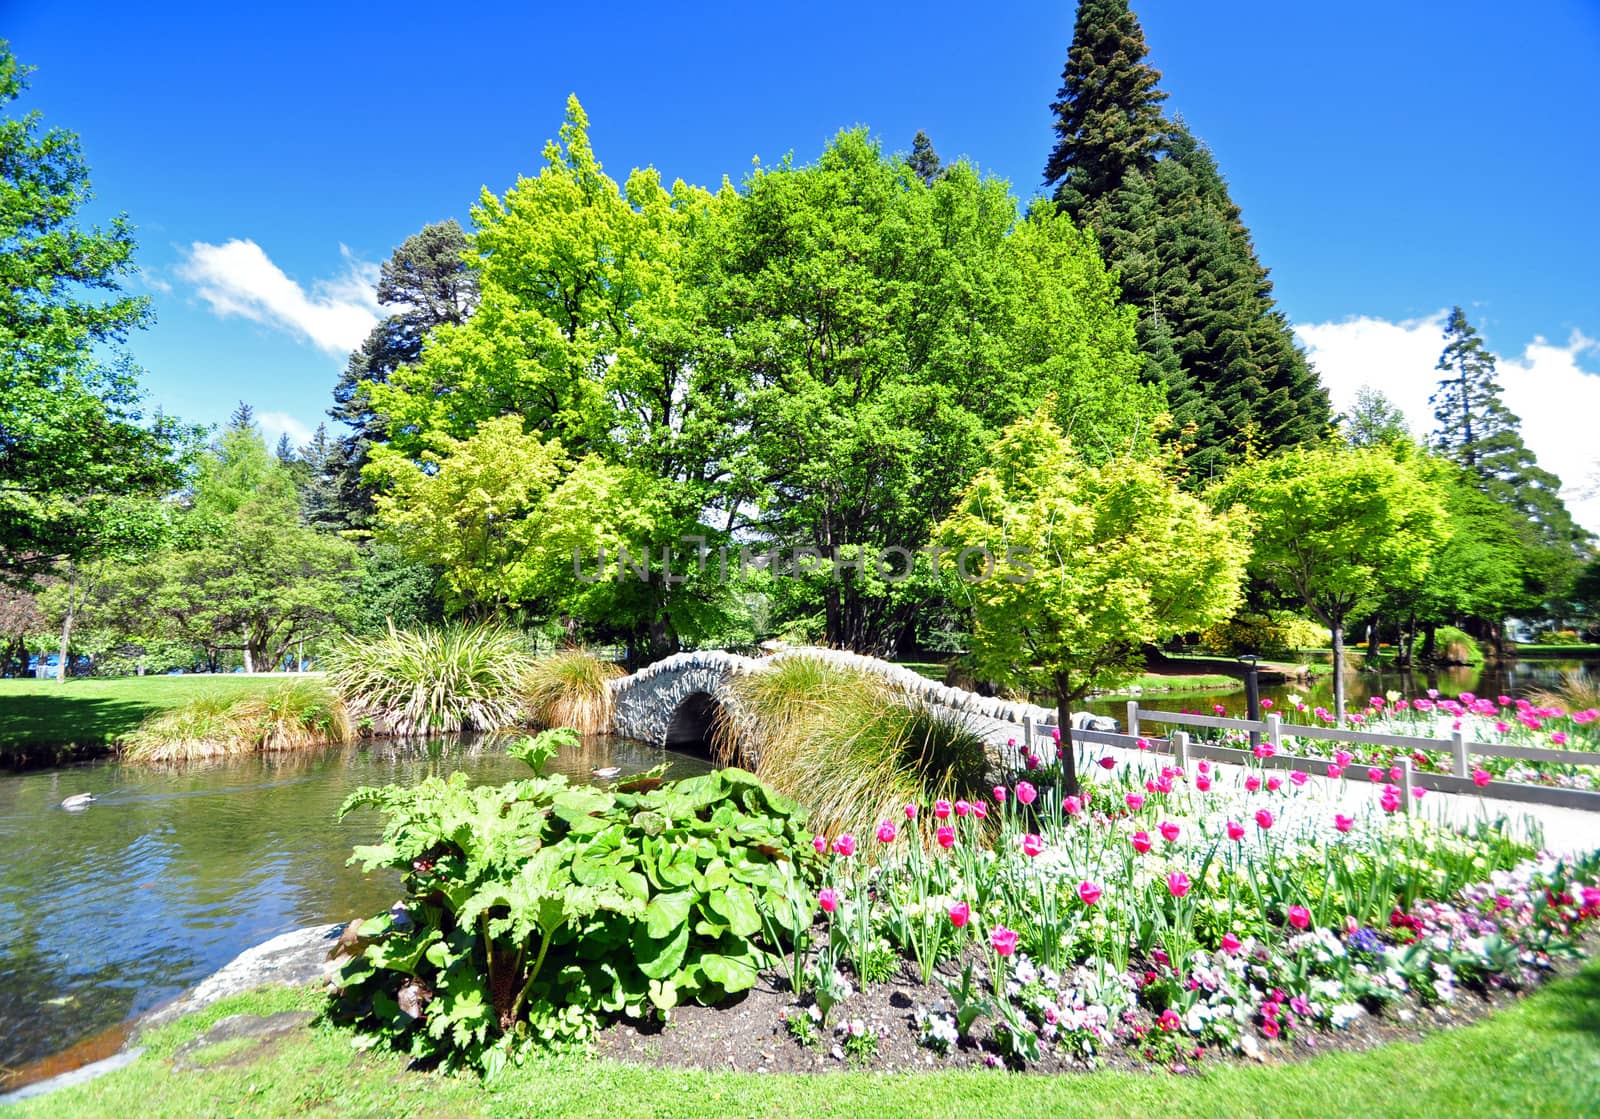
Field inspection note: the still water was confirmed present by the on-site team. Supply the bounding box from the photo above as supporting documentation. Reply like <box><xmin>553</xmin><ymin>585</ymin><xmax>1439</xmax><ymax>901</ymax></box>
<box><xmin>0</xmin><ymin>735</ymin><xmax>710</xmax><ymax>1078</ymax></box>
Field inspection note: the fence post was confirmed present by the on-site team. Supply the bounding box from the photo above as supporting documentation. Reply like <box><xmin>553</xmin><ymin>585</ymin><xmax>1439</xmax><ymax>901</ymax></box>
<box><xmin>1126</xmin><ymin>700</ymin><xmax>1140</xmax><ymax>740</ymax></box>
<box><xmin>1172</xmin><ymin>730</ymin><xmax>1189</xmax><ymax>769</ymax></box>
<box><xmin>1398</xmin><ymin>756</ymin><xmax>1413</xmax><ymax>813</ymax></box>
<box><xmin>1021</xmin><ymin>713</ymin><xmax>1035</xmax><ymax>766</ymax></box>
<box><xmin>1266</xmin><ymin>713</ymin><xmax>1282</xmax><ymax>753</ymax></box>
<box><xmin>1450</xmin><ymin>730</ymin><xmax>1468</xmax><ymax>779</ymax></box>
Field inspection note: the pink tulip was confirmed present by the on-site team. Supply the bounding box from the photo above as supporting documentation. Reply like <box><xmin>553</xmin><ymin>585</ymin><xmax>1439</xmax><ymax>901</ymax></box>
<box><xmin>936</xmin><ymin>825</ymin><xmax>956</xmax><ymax>849</ymax></box>
<box><xmin>876</xmin><ymin>820</ymin><xmax>897</xmax><ymax>844</ymax></box>
<box><xmin>1266</xmin><ymin>776</ymin><xmax>1282</xmax><ymax>792</ymax></box>
<box><xmin>1245</xmin><ymin>775</ymin><xmax>1262</xmax><ymax>793</ymax></box>
<box><xmin>1136</xmin><ymin>737</ymin><xmax>1151</xmax><ymax>751</ymax></box>
<box><xmin>904</xmin><ymin>803</ymin><xmax>918</xmax><ymax>820</ymax></box>
<box><xmin>1389</xmin><ymin>766</ymin><xmax>1403</xmax><ymax>783</ymax></box>
<box><xmin>1125</xmin><ymin>792</ymin><xmax>1145</xmax><ymax>811</ymax></box>
<box><xmin>934</xmin><ymin>799</ymin><xmax>952</xmax><ymax>820</ymax></box>
<box><xmin>1226</xmin><ymin>821</ymin><xmax>1245</xmax><ymax>841</ymax></box>
<box><xmin>1334</xmin><ymin>814</ymin><xmax>1354</xmax><ymax>833</ymax></box>
<box><xmin>1553</xmin><ymin>732</ymin><xmax>1569</xmax><ymax>746</ymax></box>
<box><xmin>948</xmin><ymin>901</ymin><xmax>970</xmax><ymax>928</ymax></box>
<box><xmin>1015</xmin><ymin>782</ymin><xmax>1038</xmax><ymax>806</ymax></box>
<box><xmin>1326</xmin><ymin>764</ymin><xmax>1344</xmax><ymax>779</ymax></box>
<box><xmin>1078</xmin><ymin>880</ymin><xmax>1103</xmax><ymax>906</ymax></box>
<box><xmin>1158</xmin><ymin>820</ymin><xmax>1180</xmax><ymax>843</ymax></box>
<box><xmin>1099</xmin><ymin>756</ymin><xmax>1117</xmax><ymax>770</ymax></box>
<box><xmin>991</xmin><ymin>925</ymin><xmax>1019</xmax><ymax>956</ymax></box>
<box><xmin>972</xmin><ymin>801</ymin><xmax>988</xmax><ymax>819</ymax></box>
<box><xmin>1221</xmin><ymin>932</ymin><xmax>1243</xmax><ymax>955</ymax></box>
<box><xmin>1255</xmin><ymin>809</ymin><xmax>1274</xmax><ymax>831</ymax></box>
<box><xmin>1334</xmin><ymin>750</ymin><xmax>1353</xmax><ymax>768</ymax></box>
<box><xmin>1021</xmin><ymin>833</ymin><xmax>1044</xmax><ymax>857</ymax></box>
<box><xmin>1167</xmin><ymin>871</ymin><xmax>1192</xmax><ymax>899</ymax></box>
<box><xmin>1287</xmin><ymin>905</ymin><xmax>1310</xmax><ymax>930</ymax></box>
<box><xmin>832</xmin><ymin>834</ymin><xmax>857</xmax><ymax>858</ymax></box>
<box><xmin>1196</xmin><ymin>774</ymin><xmax>1212</xmax><ymax>792</ymax></box>
<box><xmin>818</xmin><ymin>887</ymin><xmax>839</xmax><ymax>913</ymax></box>
<box><xmin>1131</xmin><ymin>830</ymin><xmax>1153</xmax><ymax>854</ymax></box>
<box><xmin>954</xmin><ymin>799</ymin><xmax>971</xmax><ymax>818</ymax></box>
<box><xmin>812</xmin><ymin>835</ymin><xmax>826</xmax><ymax>854</ymax></box>
<box><xmin>1367</xmin><ymin>766</ymin><xmax>1384</xmax><ymax>783</ymax></box>
<box><xmin>1290</xmin><ymin>771</ymin><xmax>1309</xmax><ymax>787</ymax></box>
<box><xmin>1471</xmin><ymin>768</ymin><xmax>1491</xmax><ymax>788</ymax></box>
<box><xmin>1064</xmin><ymin>795</ymin><xmax>1083</xmax><ymax>816</ymax></box>
<box><xmin>993</xmin><ymin>786</ymin><xmax>1007</xmax><ymax>803</ymax></box>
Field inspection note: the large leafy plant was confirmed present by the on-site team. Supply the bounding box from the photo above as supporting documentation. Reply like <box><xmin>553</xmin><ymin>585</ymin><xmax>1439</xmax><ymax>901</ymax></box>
<box><xmin>330</xmin><ymin>730</ymin><xmax>817</xmax><ymax>1073</ymax></box>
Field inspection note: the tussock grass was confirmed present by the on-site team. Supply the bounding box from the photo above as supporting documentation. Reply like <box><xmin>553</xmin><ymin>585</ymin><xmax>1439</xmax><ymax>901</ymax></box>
<box><xmin>1528</xmin><ymin>670</ymin><xmax>1600</xmax><ymax>716</ymax></box>
<box><xmin>323</xmin><ymin>623</ymin><xmax>535</xmax><ymax>735</ymax></box>
<box><xmin>522</xmin><ymin>648</ymin><xmax>622</xmax><ymax>735</ymax></box>
<box><xmin>718</xmin><ymin>657</ymin><xmax>990</xmax><ymax>838</ymax></box>
<box><xmin>120</xmin><ymin>681</ymin><xmax>350</xmax><ymax>762</ymax></box>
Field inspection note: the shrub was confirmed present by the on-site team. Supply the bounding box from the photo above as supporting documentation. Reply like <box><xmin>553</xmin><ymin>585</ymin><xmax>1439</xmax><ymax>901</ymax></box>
<box><xmin>120</xmin><ymin>680</ymin><xmax>351</xmax><ymax>761</ymax></box>
<box><xmin>1539</xmin><ymin>630</ymin><xmax>1586</xmax><ymax>647</ymax></box>
<box><xmin>719</xmin><ymin>657</ymin><xmax>991</xmax><ymax>838</ymax></box>
<box><xmin>1197</xmin><ymin>612</ymin><xmax>1329</xmax><ymax>657</ymax></box>
<box><xmin>1433</xmin><ymin>625</ymin><xmax>1484</xmax><ymax>666</ymax></box>
<box><xmin>331</xmin><ymin>730</ymin><xmax>816</xmax><ymax>1072</ymax></box>
<box><xmin>324</xmin><ymin>622</ymin><xmax>536</xmax><ymax>735</ymax></box>
<box><xmin>522</xmin><ymin>648</ymin><xmax>622</xmax><ymax>735</ymax></box>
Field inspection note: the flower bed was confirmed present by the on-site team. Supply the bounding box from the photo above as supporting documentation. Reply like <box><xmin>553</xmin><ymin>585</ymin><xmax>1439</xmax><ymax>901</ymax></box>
<box><xmin>332</xmin><ymin>727</ymin><xmax>1600</xmax><ymax>1075</ymax></box>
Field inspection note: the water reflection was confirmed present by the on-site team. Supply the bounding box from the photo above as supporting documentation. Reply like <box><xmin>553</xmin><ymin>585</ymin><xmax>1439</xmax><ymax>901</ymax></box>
<box><xmin>0</xmin><ymin>733</ymin><xmax>708</xmax><ymax>1078</ymax></box>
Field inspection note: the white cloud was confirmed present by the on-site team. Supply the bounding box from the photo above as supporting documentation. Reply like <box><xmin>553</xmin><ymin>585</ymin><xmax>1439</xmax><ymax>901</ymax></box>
<box><xmin>179</xmin><ymin>239</ymin><xmax>380</xmax><ymax>353</ymax></box>
<box><xmin>1296</xmin><ymin>313</ymin><xmax>1600</xmax><ymax>536</ymax></box>
<box><xmin>257</xmin><ymin>411</ymin><xmax>316</xmax><ymax>450</ymax></box>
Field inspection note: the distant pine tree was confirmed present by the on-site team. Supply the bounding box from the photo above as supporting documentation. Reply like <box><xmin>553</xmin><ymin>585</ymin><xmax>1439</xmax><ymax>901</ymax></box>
<box><xmin>1430</xmin><ymin>307</ymin><xmax>1583</xmax><ymax>550</ymax></box>
<box><xmin>228</xmin><ymin>400</ymin><xmax>256</xmax><ymax>432</ymax></box>
<box><xmin>329</xmin><ymin>219</ymin><xmax>478</xmax><ymax>527</ymax></box>
<box><xmin>908</xmin><ymin>130</ymin><xmax>943</xmax><ymax>186</ymax></box>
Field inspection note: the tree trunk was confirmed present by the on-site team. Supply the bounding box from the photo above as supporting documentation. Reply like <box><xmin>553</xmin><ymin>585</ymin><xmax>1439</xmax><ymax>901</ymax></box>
<box><xmin>1419</xmin><ymin>621</ymin><xmax>1437</xmax><ymax>663</ymax></box>
<box><xmin>1054</xmin><ymin>672</ymin><xmax>1081</xmax><ymax>798</ymax></box>
<box><xmin>57</xmin><ymin>578</ymin><xmax>77</xmax><ymax>684</ymax></box>
<box><xmin>1330</xmin><ymin>621</ymin><xmax>1347</xmax><ymax>725</ymax></box>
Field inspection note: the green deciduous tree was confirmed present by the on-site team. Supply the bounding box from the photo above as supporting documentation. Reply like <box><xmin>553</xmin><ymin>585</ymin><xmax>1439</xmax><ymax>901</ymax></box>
<box><xmin>1342</xmin><ymin>386</ymin><xmax>1411</xmax><ymax>448</ymax></box>
<box><xmin>0</xmin><ymin>42</ymin><xmax>197</xmax><ymax>586</ymax></box>
<box><xmin>1214</xmin><ymin>444</ymin><xmax>1447</xmax><ymax>721</ymax></box>
<box><xmin>935</xmin><ymin>408</ymin><xmax>1247</xmax><ymax>794</ymax></box>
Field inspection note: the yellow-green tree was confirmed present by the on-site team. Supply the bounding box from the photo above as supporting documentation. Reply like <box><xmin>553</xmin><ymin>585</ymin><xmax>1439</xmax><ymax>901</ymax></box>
<box><xmin>934</xmin><ymin>409</ymin><xmax>1247</xmax><ymax>793</ymax></box>
<box><xmin>1213</xmin><ymin>443</ymin><xmax>1448</xmax><ymax>721</ymax></box>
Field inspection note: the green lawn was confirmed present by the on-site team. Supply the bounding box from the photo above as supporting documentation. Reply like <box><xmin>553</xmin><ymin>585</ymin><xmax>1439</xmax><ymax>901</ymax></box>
<box><xmin>12</xmin><ymin>957</ymin><xmax>1599</xmax><ymax>1118</ymax></box>
<box><xmin>0</xmin><ymin>675</ymin><xmax>297</xmax><ymax>767</ymax></box>
<box><xmin>1516</xmin><ymin>644</ymin><xmax>1600</xmax><ymax>656</ymax></box>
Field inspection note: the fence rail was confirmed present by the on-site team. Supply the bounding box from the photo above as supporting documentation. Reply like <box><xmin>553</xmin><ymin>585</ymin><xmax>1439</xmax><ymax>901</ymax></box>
<box><xmin>1051</xmin><ymin>702</ymin><xmax>1600</xmax><ymax>814</ymax></box>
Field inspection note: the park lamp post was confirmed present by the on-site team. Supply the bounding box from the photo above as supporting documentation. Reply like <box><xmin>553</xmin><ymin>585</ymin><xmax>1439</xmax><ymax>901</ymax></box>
<box><xmin>1238</xmin><ymin>654</ymin><xmax>1262</xmax><ymax>749</ymax></box>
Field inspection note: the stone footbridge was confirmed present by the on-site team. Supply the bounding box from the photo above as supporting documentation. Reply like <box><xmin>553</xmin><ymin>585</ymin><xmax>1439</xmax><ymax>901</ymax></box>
<box><xmin>608</xmin><ymin>646</ymin><xmax>1114</xmax><ymax>767</ymax></box>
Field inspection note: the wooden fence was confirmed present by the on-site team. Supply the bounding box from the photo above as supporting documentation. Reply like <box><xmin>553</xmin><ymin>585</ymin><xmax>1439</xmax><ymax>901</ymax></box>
<box><xmin>1008</xmin><ymin>702</ymin><xmax>1600</xmax><ymax>814</ymax></box>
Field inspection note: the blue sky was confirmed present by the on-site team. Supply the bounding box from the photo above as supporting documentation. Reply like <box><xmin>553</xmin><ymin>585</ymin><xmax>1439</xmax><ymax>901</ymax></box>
<box><xmin>11</xmin><ymin>1</ymin><xmax>1600</xmax><ymax>522</ymax></box>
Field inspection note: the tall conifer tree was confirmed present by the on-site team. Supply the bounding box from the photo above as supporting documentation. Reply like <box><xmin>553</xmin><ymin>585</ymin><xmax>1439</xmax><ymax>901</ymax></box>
<box><xmin>1043</xmin><ymin>7</ymin><xmax>1329</xmax><ymax>477</ymax></box>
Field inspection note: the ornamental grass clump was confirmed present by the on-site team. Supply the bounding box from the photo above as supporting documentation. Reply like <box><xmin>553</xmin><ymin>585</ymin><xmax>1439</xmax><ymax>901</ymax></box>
<box><xmin>522</xmin><ymin>647</ymin><xmax>622</xmax><ymax>735</ymax></box>
<box><xmin>324</xmin><ymin>622</ymin><xmax>536</xmax><ymax>735</ymax></box>
<box><xmin>719</xmin><ymin>656</ymin><xmax>990</xmax><ymax>839</ymax></box>
<box><xmin>120</xmin><ymin>680</ymin><xmax>351</xmax><ymax>761</ymax></box>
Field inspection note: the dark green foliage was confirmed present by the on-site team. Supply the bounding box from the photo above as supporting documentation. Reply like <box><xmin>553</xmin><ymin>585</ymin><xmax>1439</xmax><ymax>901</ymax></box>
<box><xmin>332</xmin><ymin>731</ymin><xmax>817</xmax><ymax>1073</ymax></box>
<box><xmin>1430</xmin><ymin>306</ymin><xmax>1584</xmax><ymax>555</ymax></box>
<box><xmin>0</xmin><ymin>43</ymin><xmax>199</xmax><ymax>585</ymax></box>
<box><xmin>907</xmin><ymin>129</ymin><xmax>942</xmax><ymax>186</ymax></box>
<box><xmin>1043</xmin><ymin>3</ymin><xmax>1329</xmax><ymax>478</ymax></box>
<box><xmin>1043</xmin><ymin>0</ymin><xmax>1167</xmax><ymax>217</ymax></box>
<box><xmin>329</xmin><ymin>219</ymin><xmax>477</xmax><ymax>527</ymax></box>
<box><xmin>352</xmin><ymin>542</ymin><xmax>444</xmax><ymax>633</ymax></box>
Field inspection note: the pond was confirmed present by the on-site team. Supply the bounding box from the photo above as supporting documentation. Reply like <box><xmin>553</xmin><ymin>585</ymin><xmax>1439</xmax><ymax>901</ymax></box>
<box><xmin>0</xmin><ymin>734</ymin><xmax>711</xmax><ymax>1081</ymax></box>
<box><xmin>1083</xmin><ymin>656</ymin><xmax>1600</xmax><ymax>720</ymax></box>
